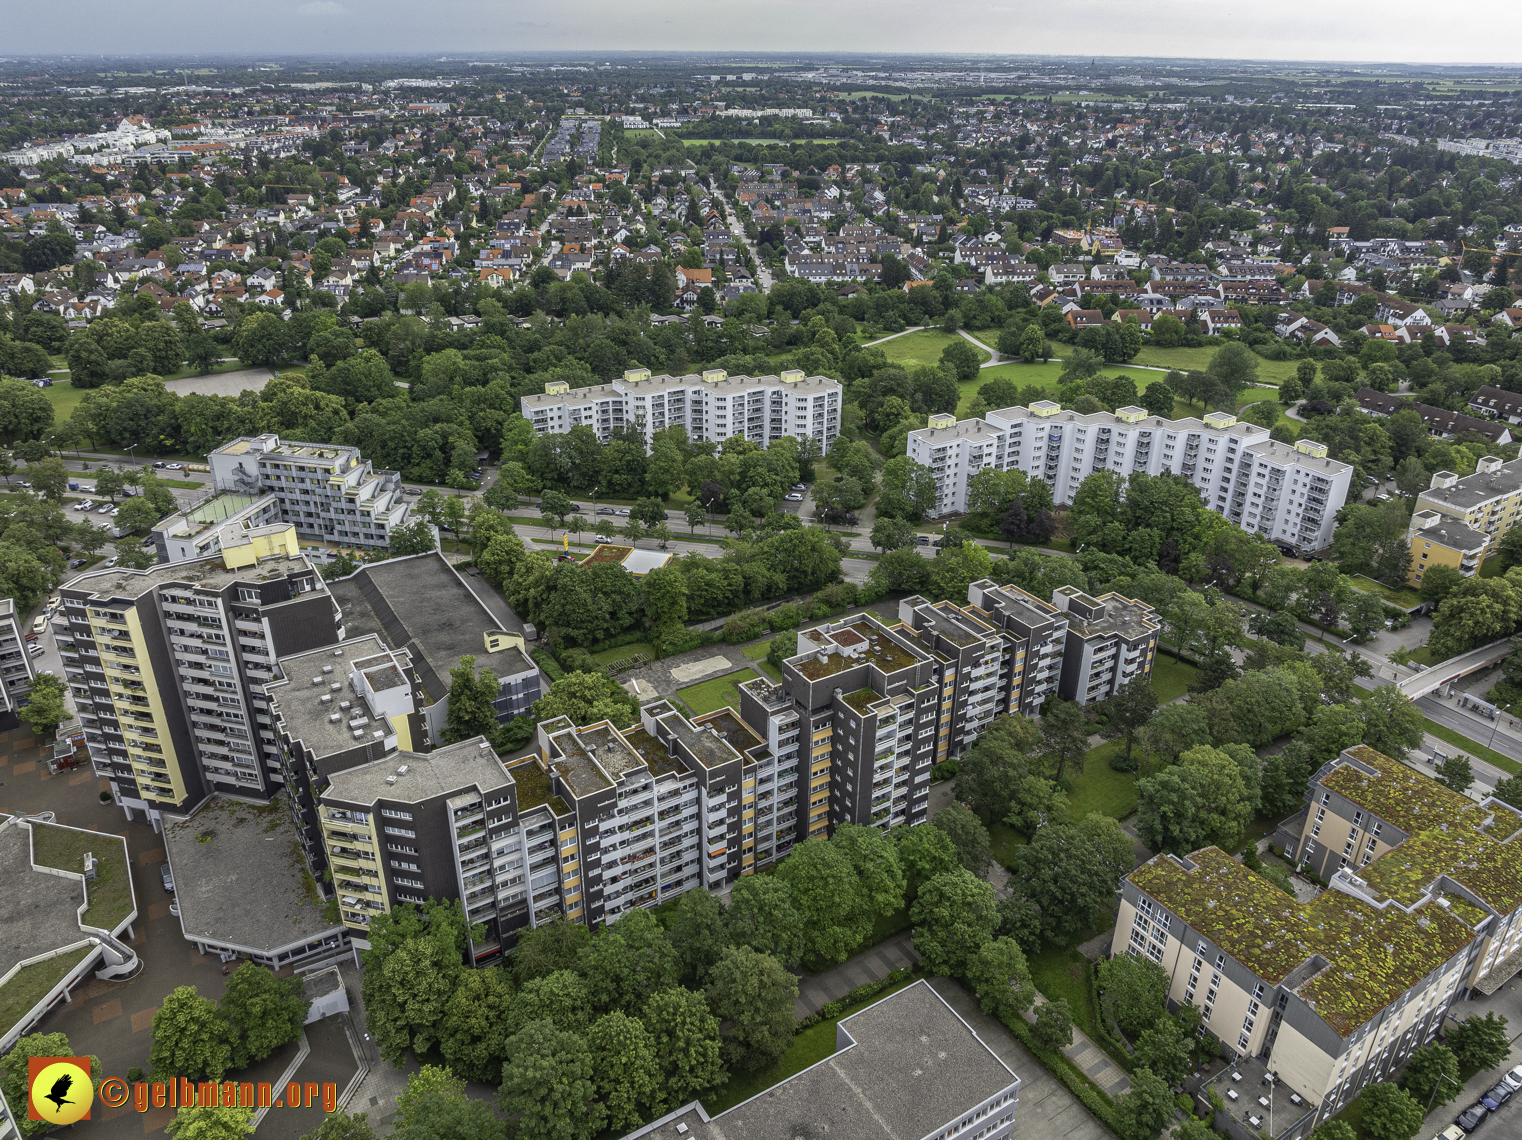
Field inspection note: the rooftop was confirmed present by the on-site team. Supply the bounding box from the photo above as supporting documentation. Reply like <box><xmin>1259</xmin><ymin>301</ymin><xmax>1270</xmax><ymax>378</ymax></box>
<box><xmin>266</xmin><ymin>636</ymin><xmax>407</xmax><ymax>759</ymax></box>
<box><xmin>793</xmin><ymin>619</ymin><xmax>924</xmax><ymax>681</ymax></box>
<box><xmin>323</xmin><ymin>738</ymin><xmax>512</xmax><ymax>807</ymax></box>
<box><xmin>65</xmin><ymin>552</ymin><xmax>317</xmax><ymax>603</ymax></box>
<box><xmin>694</xmin><ymin>708</ymin><xmax>764</xmax><ymax>757</ymax></box>
<box><xmin>506</xmin><ymin>758</ymin><xmax>568</xmax><ymax>815</ymax></box>
<box><xmin>1244</xmin><ymin>436</ymin><xmax>1354</xmax><ymax>476</ymax></box>
<box><xmin>153</xmin><ymin>492</ymin><xmax>267</xmax><ymax>539</ymax></box>
<box><xmin>546</xmin><ymin>721</ymin><xmax>634</xmax><ymax>797</ymax></box>
<box><xmin>163</xmin><ymin>794</ymin><xmax>341</xmax><ymax>954</ymax></box>
<box><xmin>628</xmin><ymin>981</ymin><xmax>1018</xmax><ymax>1140</ymax></box>
<box><xmin>327</xmin><ymin>552</ymin><xmax>535</xmax><ymax>704</ymax></box>
<box><xmin>1418</xmin><ymin>457</ymin><xmax>1522</xmax><ymax>512</ymax></box>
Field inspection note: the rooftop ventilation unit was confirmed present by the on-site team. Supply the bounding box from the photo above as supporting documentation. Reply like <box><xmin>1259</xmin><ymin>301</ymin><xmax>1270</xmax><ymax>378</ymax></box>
<box><xmin>322</xmin><ymin>665</ymin><xmax>332</xmax><ymax>674</ymax></box>
<box><xmin>353</xmin><ymin>729</ymin><xmax>366</xmax><ymax>739</ymax></box>
<box><xmin>330</xmin><ymin>682</ymin><xmax>341</xmax><ymax>691</ymax></box>
<box><xmin>385</xmin><ymin>775</ymin><xmax>397</xmax><ymax>784</ymax></box>
<box><xmin>311</xmin><ymin>677</ymin><xmax>323</xmax><ymax>686</ymax></box>
<box><xmin>320</xmin><ymin>694</ymin><xmax>332</xmax><ymax>704</ymax></box>
<box><xmin>397</xmin><ymin>764</ymin><xmax>409</xmax><ymax>775</ymax></box>
<box><xmin>328</xmin><ymin>713</ymin><xmax>341</xmax><ymax>724</ymax></box>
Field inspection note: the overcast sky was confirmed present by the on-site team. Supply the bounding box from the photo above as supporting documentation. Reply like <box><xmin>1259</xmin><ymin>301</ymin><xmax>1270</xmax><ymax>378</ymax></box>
<box><xmin>6</xmin><ymin>0</ymin><xmax>1522</xmax><ymax>66</ymax></box>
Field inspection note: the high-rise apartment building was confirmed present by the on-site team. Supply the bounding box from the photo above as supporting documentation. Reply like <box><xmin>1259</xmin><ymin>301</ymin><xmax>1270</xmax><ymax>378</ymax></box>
<box><xmin>908</xmin><ymin>403</ymin><xmax>1353</xmax><ymax>551</ymax></box>
<box><xmin>207</xmin><ymin>434</ymin><xmax>411</xmax><ymax>551</ymax></box>
<box><xmin>521</xmin><ymin>368</ymin><xmax>842</xmax><ymax>453</ymax></box>
<box><xmin>56</xmin><ymin>528</ymin><xmax>341</xmax><ymax>824</ymax></box>
<box><xmin>1117</xmin><ymin>745</ymin><xmax>1522</xmax><ymax>1139</ymax></box>
<box><xmin>0</xmin><ymin>598</ymin><xmax>36</xmax><ymax>729</ymax></box>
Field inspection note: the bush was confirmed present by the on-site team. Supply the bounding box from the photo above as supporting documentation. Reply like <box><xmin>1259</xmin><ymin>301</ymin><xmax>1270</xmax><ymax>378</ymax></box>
<box><xmin>814</xmin><ymin>582</ymin><xmax>858</xmax><ymax>611</ymax></box>
<box><xmin>663</xmin><ymin>628</ymin><xmax>722</xmax><ymax>656</ymax></box>
<box><xmin>723</xmin><ymin>608</ymin><xmax>768</xmax><ymax>643</ymax></box>
<box><xmin>767</xmin><ymin>602</ymin><xmax>802</xmax><ymax>630</ymax></box>
<box><xmin>531</xmin><ymin>649</ymin><xmax>565</xmax><ymax>682</ymax></box>
<box><xmin>930</xmin><ymin>760</ymin><xmax>959</xmax><ymax>782</ymax></box>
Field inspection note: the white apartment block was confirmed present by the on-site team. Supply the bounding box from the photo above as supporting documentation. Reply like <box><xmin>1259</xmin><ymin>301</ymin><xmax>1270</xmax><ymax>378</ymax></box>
<box><xmin>0</xmin><ymin>598</ymin><xmax>36</xmax><ymax>725</ymax></box>
<box><xmin>207</xmin><ymin>434</ymin><xmax>411</xmax><ymax>551</ymax></box>
<box><xmin>908</xmin><ymin>402</ymin><xmax>1353</xmax><ymax>551</ymax></box>
<box><xmin>521</xmin><ymin>368</ymin><xmax>842</xmax><ymax>453</ymax></box>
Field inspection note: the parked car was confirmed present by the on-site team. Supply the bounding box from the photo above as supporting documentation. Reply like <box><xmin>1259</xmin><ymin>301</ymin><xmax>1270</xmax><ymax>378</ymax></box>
<box><xmin>1437</xmin><ymin>1126</ymin><xmax>1467</xmax><ymax>1140</ymax></box>
<box><xmin>28</xmin><ymin>643</ymin><xmax>44</xmax><ymax>657</ymax></box>
<box><xmin>1503</xmin><ymin>1065</ymin><xmax>1522</xmax><ymax>1092</ymax></box>
<box><xmin>104</xmin><ymin>556</ymin><xmax>118</xmax><ymax>568</ymax></box>
<box><xmin>917</xmin><ymin>535</ymin><xmax>932</xmax><ymax>545</ymax></box>
<box><xmin>30</xmin><ymin>616</ymin><xmax>46</xmax><ymax>636</ymax></box>
<box><xmin>1456</xmin><ymin>1103</ymin><xmax>1488</xmax><ymax>1133</ymax></box>
<box><xmin>160</xmin><ymin>863</ymin><xmax>174</xmax><ymax>893</ymax></box>
<box><xmin>596</xmin><ymin>507</ymin><xmax>616</xmax><ymax>515</ymax></box>
<box><xmin>77</xmin><ymin>500</ymin><xmax>93</xmax><ymax>511</ymax></box>
<box><xmin>69</xmin><ymin>558</ymin><xmax>87</xmax><ymax>569</ymax></box>
<box><xmin>556</xmin><ymin>554</ymin><xmax>576</xmax><ymax>563</ymax></box>
<box><xmin>792</xmin><ymin>483</ymin><xmax>806</xmax><ymax>491</ymax></box>
<box><xmin>1481</xmin><ymin>1083</ymin><xmax>1512</xmax><ymax>1111</ymax></box>
<box><xmin>96</xmin><ymin>504</ymin><xmax>113</xmax><ymax>514</ymax></box>
<box><xmin>15</xmin><ymin>480</ymin><xmax>30</xmax><ymax>488</ymax></box>
<box><xmin>785</xmin><ymin>493</ymin><xmax>804</xmax><ymax>501</ymax></box>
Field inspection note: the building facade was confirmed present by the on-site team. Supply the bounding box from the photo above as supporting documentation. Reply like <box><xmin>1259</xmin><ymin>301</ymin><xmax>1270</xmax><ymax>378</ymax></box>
<box><xmin>55</xmin><ymin>531</ymin><xmax>341</xmax><ymax>824</ymax></box>
<box><xmin>207</xmin><ymin>434</ymin><xmax>411</xmax><ymax>551</ymax></box>
<box><xmin>908</xmin><ymin>403</ymin><xmax>1353</xmax><ymax>550</ymax></box>
<box><xmin>1116</xmin><ymin>746</ymin><xmax>1522</xmax><ymax>1139</ymax></box>
<box><xmin>150</xmin><ymin>492</ymin><xmax>286</xmax><ymax>564</ymax></box>
<box><xmin>1405</xmin><ymin>509</ymin><xmax>1489</xmax><ymax>589</ymax></box>
<box><xmin>1414</xmin><ymin>457</ymin><xmax>1522</xmax><ymax>553</ymax></box>
<box><xmin>521</xmin><ymin>368</ymin><xmax>842</xmax><ymax>453</ymax></box>
<box><xmin>0</xmin><ymin>598</ymin><xmax>35</xmax><ymax>729</ymax></box>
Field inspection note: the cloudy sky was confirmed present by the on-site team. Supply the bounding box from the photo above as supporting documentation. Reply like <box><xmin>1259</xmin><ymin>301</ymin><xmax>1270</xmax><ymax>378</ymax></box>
<box><xmin>6</xmin><ymin>0</ymin><xmax>1521</xmax><ymax>65</ymax></box>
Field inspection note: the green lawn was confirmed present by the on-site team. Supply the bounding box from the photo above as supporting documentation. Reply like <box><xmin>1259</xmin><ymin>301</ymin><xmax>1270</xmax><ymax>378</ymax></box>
<box><xmin>1030</xmin><ymin>941</ymin><xmax>1106</xmax><ymax>1049</ymax></box>
<box><xmin>1422</xmin><ymin>717</ymin><xmax>1522</xmax><ymax>776</ymax></box>
<box><xmin>1481</xmin><ymin>556</ymin><xmax>1506</xmax><ymax>579</ymax></box>
<box><xmin>876</xmin><ymin>329</ymin><xmax>989</xmax><ymax>371</ymax></box>
<box><xmin>1150</xmin><ymin>656</ymin><xmax>1199</xmax><ymax>702</ymax></box>
<box><xmin>987</xmin><ymin>818</ymin><xmax>1027</xmax><ymax>869</ymax></box>
<box><xmin>742</xmin><ymin>641</ymin><xmax>783</xmax><ymax>681</ymax></box>
<box><xmin>31</xmin><ymin>823</ymin><xmax>134</xmax><ymax>931</ymax></box>
<box><xmin>0</xmin><ymin>948</ymin><xmax>93</xmax><ymax>1038</ymax></box>
<box><xmin>591</xmin><ymin>642</ymin><xmax>655</xmax><ymax>667</ymax></box>
<box><xmin>1121</xmin><ymin>345</ymin><xmax>1295</xmax><ymax>386</ymax></box>
<box><xmin>39</xmin><ymin>380</ymin><xmax>89</xmax><ymax>421</ymax></box>
<box><xmin>1348</xmin><ymin>574</ymin><xmax>1423</xmax><ymax>611</ymax></box>
<box><xmin>700</xmin><ymin>971</ymin><xmax>921</xmax><ymax>1115</ymax></box>
<box><xmin>675</xmin><ymin>669</ymin><xmax>761</xmax><ymax>715</ymax></box>
<box><xmin>1071</xmin><ymin>742</ymin><xmax>1140</xmax><ymax>820</ymax></box>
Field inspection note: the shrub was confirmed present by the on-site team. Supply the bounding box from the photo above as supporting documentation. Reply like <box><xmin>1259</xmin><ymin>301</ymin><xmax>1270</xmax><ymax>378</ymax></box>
<box><xmin>723</xmin><ymin>608</ymin><xmax>768</xmax><ymax>643</ymax></box>
<box><xmin>930</xmin><ymin>760</ymin><xmax>959</xmax><ymax>782</ymax></box>
<box><xmin>814</xmin><ymin>582</ymin><xmax>858</xmax><ymax>611</ymax></box>
<box><xmin>767</xmin><ymin>602</ymin><xmax>802</xmax><ymax>630</ymax></box>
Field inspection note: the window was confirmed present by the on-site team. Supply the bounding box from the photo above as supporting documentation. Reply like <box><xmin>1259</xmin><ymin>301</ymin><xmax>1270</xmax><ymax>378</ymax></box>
<box><xmin>384</xmin><ymin>826</ymin><xmax>415</xmax><ymax>838</ymax></box>
<box><xmin>238</xmin><ymin>588</ymin><xmax>259</xmax><ymax>603</ymax></box>
<box><xmin>382</xmin><ymin>809</ymin><xmax>413</xmax><ymax>820</ymax></box>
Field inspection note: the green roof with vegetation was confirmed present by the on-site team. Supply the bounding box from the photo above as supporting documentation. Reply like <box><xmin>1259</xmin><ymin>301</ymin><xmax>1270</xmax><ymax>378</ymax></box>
<box><xmin>31</xmin><ymin>822</ymin><xmax>134</xmax><ymax>933</ymax></box>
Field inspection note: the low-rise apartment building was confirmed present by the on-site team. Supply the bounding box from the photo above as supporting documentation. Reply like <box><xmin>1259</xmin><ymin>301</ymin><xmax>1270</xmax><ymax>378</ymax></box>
<box><xmin>907</xmin><ymin>403</ymin><xmax>1353</xmax><ymax>550</ymax></box>
<box><xmin>150</xmin><ymin>491</ymin><xmax>286</xmax><ymax>564</ymax></box>
<box><xmin>521</xmin><ymin>367</ymin><xmax>842</xmax><ymax>453</ymax></box>
<box><xmin>1117</xmin><ymin>745</ymin><xmax>1522</xmax><ymax>1139</ymax></box>
<box><xmin>56</xmin><ymin>530</ymin><xmax>341</xmax><ymax>824</ymax></box>
<box><xmin>1414</xmin><ymin>456</ymin><xmax>1522</xmax><ymax>551</ymax></box>
<box><xmin>207</xmin><ymin>433</ymin><xmax>411</xmax><ymax>551</ymax></box>
<box><xmin>1405</xmin><ymin>509</ymin><xmax>1489</xmax><ymax>589</ymax></box>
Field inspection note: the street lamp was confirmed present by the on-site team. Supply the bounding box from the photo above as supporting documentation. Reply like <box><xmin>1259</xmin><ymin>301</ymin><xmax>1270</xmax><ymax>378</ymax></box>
<box><xmin>1425</xmin><ymin>1070</ymin><xmax>1463</xmax><ymax>1115</ymax></box>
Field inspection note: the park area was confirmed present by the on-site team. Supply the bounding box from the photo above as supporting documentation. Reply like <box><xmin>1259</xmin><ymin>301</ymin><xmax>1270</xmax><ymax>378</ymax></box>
<box><xmin>676</xmin><ymin>668</ymin><xmax>762</xmax><ymax>715</ymax></box>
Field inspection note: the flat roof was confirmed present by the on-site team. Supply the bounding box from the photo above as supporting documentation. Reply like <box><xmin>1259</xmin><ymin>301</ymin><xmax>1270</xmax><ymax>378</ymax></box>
<box><xmin>323</xmin><ymin>738</ymin><xmax>512</xmax><ymax>807</ymax></box>
<box><xmin>163</xmin><ymin>794</ymin><xmax>342</xmax><ymax>954</ymax></box>
<box><xmin>266</xmin><ymin>636</ymin><xmax>406</xmax><ymax>759</ymax></box>
<box><xmin>327</xmin><ymin>553</ymin><xmax>535</xmax><ymax>704</ymax></box>
<box><xmin>0</xmin><ymin>822</ymin><xmax>101</xmax><ymax>983</ymax></box>
<box><xmin>64</xmin><ymin>552</ymin><xmax>317</xmax><ymax>603</ymax></box>
<box><xmin>154</xmin><ymin>492</ymin><xmax>267</xmax><ymax>539</ymax></box>
<box><xmin>1418</xmin><ymin>457</ymin><xmax>1522</xmax><ymax>512</ymax></box>
<box><xmin>632</xmin><ymin>981</ymin><xmax>1018</xmax><ymax>1140</ymax></box>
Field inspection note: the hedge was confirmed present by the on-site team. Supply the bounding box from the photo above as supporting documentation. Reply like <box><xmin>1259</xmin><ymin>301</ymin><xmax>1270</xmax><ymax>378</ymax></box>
<box><xmin>531</xmin><ymin>649</ymin><xmax>565</xmax><ymax>682</ymax></box>
<box><xmin>795</xmin><ymin>967</ymin><xmax>917</xmax><ymax>1031</ymax></box>
<box><xmin>996</xmin><ymin>1006</ymin><xmax>1124</xmax><ymax>1133</ymax></box>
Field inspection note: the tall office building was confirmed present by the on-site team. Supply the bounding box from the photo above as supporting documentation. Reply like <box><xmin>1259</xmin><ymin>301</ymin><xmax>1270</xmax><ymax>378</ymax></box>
<box><xmin>1118</xmin><ymin>745</ymin><xmax>1522</xmax><ymax>1139</ymax></box>
<box><xmin>521</xmin><ymin>368</ymin><xmax>842</xmax><ymax>453</ymax></box>
<box><xmin>55</xmin><ymin>528</ymin><xmax>341</xmax><ymax>824</ymax></box>
<box><xmin>908</xmin><ymin>403</ymin><xmax>1353</xmax><ymax>550</ymax></box>
<box><xmin>207</xmin><ymin>434</ymin><xmax>412</xmax><ymax>551</ymax></box>
<box><xmin>0</xmin><ymin>598</ymin><xmax>36</xmax><ymax>729</ymax></box>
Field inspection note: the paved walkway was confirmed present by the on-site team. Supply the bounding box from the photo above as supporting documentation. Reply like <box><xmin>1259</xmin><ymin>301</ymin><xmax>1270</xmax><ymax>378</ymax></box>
<box><xmin>793</xmin><ymin>929</ymin><xmax>919</xmax><ymax>1018</ymax></box>
<box><xmin>929</xmin><ymin>977</ymin><xmax>1115</xmax><ymax>1140</ymax></box>
<box><xmin>1022</xmin><ymin>991</ymin><xmax>1132</xmax><ymax>1097</ymax></box>
<box><xmin>960</xmin><ymin>328</ymin><xmax>1004</xmax><ymax>366</ymax></box>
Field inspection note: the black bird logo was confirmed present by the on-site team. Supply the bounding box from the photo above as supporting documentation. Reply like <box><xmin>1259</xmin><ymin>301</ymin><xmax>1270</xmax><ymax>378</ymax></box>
<box><xmin>43</xmin><ymin>1073</ymin><xmax>74</xmax><ymax>1112</ymax></box>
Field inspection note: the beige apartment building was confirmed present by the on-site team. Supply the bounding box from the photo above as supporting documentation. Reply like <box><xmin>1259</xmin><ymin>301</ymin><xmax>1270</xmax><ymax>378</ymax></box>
<box><xmin>1415</xmin><ymin>456</ymin><xmax>1522</xmax><ymax>550</ymax></box>
<box><xmin>1117</xmin><ymin>746</ymin><xmax>1522</xmax><ymax>1140</ymax></box>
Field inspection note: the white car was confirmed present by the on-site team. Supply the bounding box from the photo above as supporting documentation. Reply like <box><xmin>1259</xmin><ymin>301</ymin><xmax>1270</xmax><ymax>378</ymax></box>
<box><xmin>594</xmin><ymin>534</ymin><xmax>613</xmax><ymax>544</ymax></box>
<box><xmin>28</xmin><ymin>643</ymin><xmax>44</xmax><ymax>657</ymax></box>
<box><xmin>165</xmin><ymin>463</ymin><xmax>184</xmax><ymax>470</ymax></box>
<box><xmin>785</xmin><ymin>493</ymin><xmax>804</xmax><ymax>501</ymax></box>
<box><xmin>1503</xmin><ymin>1065</ymin><xmax>1522</xmax><ymax>1092</ymax></box>
<box><xmin>104</xmin><ymin>556</ymin><xmax>118</xmax><ymax>568</ymax></box>
<box><xmin>96</xmin><ymin>503</ymin><xmax>114</xmax><ymax>514</ymax></box>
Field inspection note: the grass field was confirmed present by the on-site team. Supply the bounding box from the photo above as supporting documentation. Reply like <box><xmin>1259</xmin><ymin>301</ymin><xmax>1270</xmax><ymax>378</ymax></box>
<box><xmin>1149</xmin><ymin>656</ymin><xmax>1199</xmax><ymax>702</ymax></box>
<box><xmin>875</xmin><ymin>328</ymin><xmax>990</xmax><ymax>371</ymax></box>
<box><xmin>591</xmin><ymin>642</ymin><xmax>655</xmax><ymax>667</ymax></box>
<box><xmin>675</xmin><ymin>668</ymin><xmax>761</xmax><ymax>715</ymax></box>
<box><xmin>39</xmin><ymin>380</ymin><xmax>89</xmax><ymax>421</ymax></box>
<box><xmin>1349</xmin><ymin>574</ymin><xmax>1424</xmax><ymax>611</ymax></box>
<box><xmin>1029</xmin><ymin>939</ymin><xmax>1106</xmax><ymax>1049</ymax></box>
<box><xmin>1070</xmin><ymin>742</ymin><xmax>1141</xmax><ymax>820</ymax></box>
<box><xmin>741</xmin><ymin>641</ymin><xmax>783</xmax><ymax>681</ymax></box>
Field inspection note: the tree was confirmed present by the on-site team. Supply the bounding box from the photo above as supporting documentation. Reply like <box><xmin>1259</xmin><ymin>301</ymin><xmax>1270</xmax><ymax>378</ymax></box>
<box><xmin>30</xmin><ymin>457</ymin><xmax>68</xmax><ymax>502</ymax></box>
<box><xmin>392</xmin><ymin>1066</ymin><xmax>505</xmax><ymax>1140</ymax></box>
<box><xmin>665</xmin><ymin>887</ymin><xmax>728</xmax><ymax>988</ymax></box>
<box><xmin>871</xmin><ymin>514</ymin><xmax>917</xmax><ymax>553</ymax></box>
<box><xmin>164</xmin><ymin>1106</ymin><xmax>255</xmax><ymax>1140</ymax></box>
<box><xmin>1135</xmin><ymin>744</ymin><xmax>1253</xmax><ymax>856</ymax></box>
<box><xmin>1309</xmin><ymin>1122</ymin><xmax>1357</xmax><ymax>1140</ymax></box>
<box><xmin>685</xmin><ymin>500</ymin><xmax>708</xmax><ymax>535</ymax></box>
<box><xmin>539</xmin><ymin>488</ymin><xmax>575</xmax><ymax>533</ymax></box>
<box><xmin>775</xmin><ymin>837</ymin><xmax>873</xmax><ymax>966</ymax></box>
<box><xmin>941</xmin><ymin>339</ymin><xmax>981</xmax><ymax>383</ymax></box>
<box><xmin>298</xmin><ymin>1113</ymin><xmax>375</xmax><ymax>1140</ymax></box>
<box><xmin>1009</xmin><ymin>816</ymin><xmax>1131</xmax><ymax>946</ymax></box>
<box><xmin>437</xmin><ymin>966</ymin><xmax>515</xmax><ymax>1084</ymax></box>
<box><xmin>1139</xmin><ymin>381</ymin><xmax>1174</xmax><ymax>418</ymax></box>
<box><xmin>1400</xmin><ymin>1043</ymin><xmax>1461</xmax><ymax>1110</ymax></box>
<box><xmin>1060</xmin><ymin>346</ymin><xmax>1104</xmax><ymax>385</ymax></box>
<box><xmin>910</xmin><ymin>868</ymin><xmax>1000</xmax><ymax>977</ymax></box>
<box><xmin>1437</xmin><ymin>753</ymin><xmax>1474</xmax><ymax>795</ymax></box>
<box><xmin>705</xmin><ymin>946</ymin><xmax>798</xmax><ymax>1072</ymax></box>
<box><xmin>577</xmin><ymin>907</ymin><xmax>680</xmax><ymax>1015</ymax></box>
<box><xmin>1447</xmin><ymin>1011</ymin><xmax>1510</xmax><ymax>1071</ymax></box>
<box><xmin>94</xmin><ymin>466</ymin><xmax>126</xmax><ymax>502</ymax></box>
<box><xmin>1096</xmin><ymin>953</ymin><xmax>1169</xmax><ymax>1039</ymax></box>
<box><xmin>644</xmin><ymin>565</ymin><xmax>690</xmax><ymax>652</ymax></box>
<box><xmin>930</xmin><ymin>803</ymin><xmax>994</xmax><ymax>875</ymax></box>
<box><xmin>498</xmin><ymin>1020</ymin><xmax>605</xmax><ymax>1140</ymax></box>
<box><xmin>511</xmin><ymin>917</ymin><xmax>591</xmax><ymax>983</ymax></box>
<box><xmin>725</xmin><ymin>873</ymin><xmax>805</xmax><ymax>969</ymax></box>
<box><xmin>1207</xmin><ymin>340</ymin><xmax>1260</xmax><ymax>402</ymax></box>
<box><xmin>17</xmin><ymin>673</ymin><xmax>68</xmax><ymax>739</ymax></box>
<box><xmin>1132</xmin><ymin>1017</ymin><xmax>1191</xmax><ymax>1085</ymax></box>
<box><xmin>1019</xmin><ymin>323</ymin><xmax>1048</xmax><ymax>362</ymax></box>
<box><xmin>965</xmin><ymin>937</ymin><xmax>1035</xmax><ymax>1022</ymax></box>
<box><xmin>586</xmin><ymin>1012</ymin><xmax>659</xmax><ymax>1132</ymax></box>
<box><xmin>220</xmin><ymin>963</ymin><xmax>308</xmax><ymax>1069</ymax></box>
<box><xmin>1358</xmin><ymin>1082</ymin><xmax>1424</xmax><ymax>1140</ymax></box>
<box><xmin>1113</xmin><ymin>1067</ymin><xmax>1175</xmax><ymax>1140</ymax></box>
<box><xmin>1430</xmin><ymin>577</ymin><xmax>1522</xmax><ymax>660</ymax></box>
<box><xmin>443</xmin><ymin>654</ymin><xmax>499</xmax><ymax>743</ymax></box>
<box><xmin>150</xmin><ymin>986</ymin><xmax>232</xmax><ymax>1082</ymax></box>
<box><xmin>1039</xmin><ymin>698</ymin><xmax>1089</xmax><ymax>782</ymax></box>
<box><xmin>894</xmin><ymin>823</ymin><xmax>960</xmax><ymax>901</ymax></box>
<box><xmin>1419</xmin><ymin>563</ymin><xmax>1464</xmax><ymax>603</ymax></box>
<box><xmin>877</xmin><ymin>455</ymin><xmax>937</xmax><ymax>521</ymax></box>
<box><xmin>361</xmin><ymin>900</ymin><xmax>475</xmax><ymax>1063</ymax></box>
<box><xmin>642</xmin><ymin>987</ymin><xmax>726</xmax><ymax>1114</ymax></box>
<box><xmin>1098</xmin><ymin>677</ymin><xmax>1158</xmax><ymax>766</ymax></box>
<box><xmin>1030</xmin><ymin>998</ymin><xmax>1074</xmax><ymax>1052</ymax></box>
<box><xmin>1</xmin><ymin>1034</ymin><xmax>101</xmax><ymax>1137</ymax></box>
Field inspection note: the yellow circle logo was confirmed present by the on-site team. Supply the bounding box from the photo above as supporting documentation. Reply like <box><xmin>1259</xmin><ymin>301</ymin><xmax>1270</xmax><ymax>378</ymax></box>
<box><xmin>30</xmin><ymin>1060</ymin><xmax>93</xmax><ymax>1126</ymax></box>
